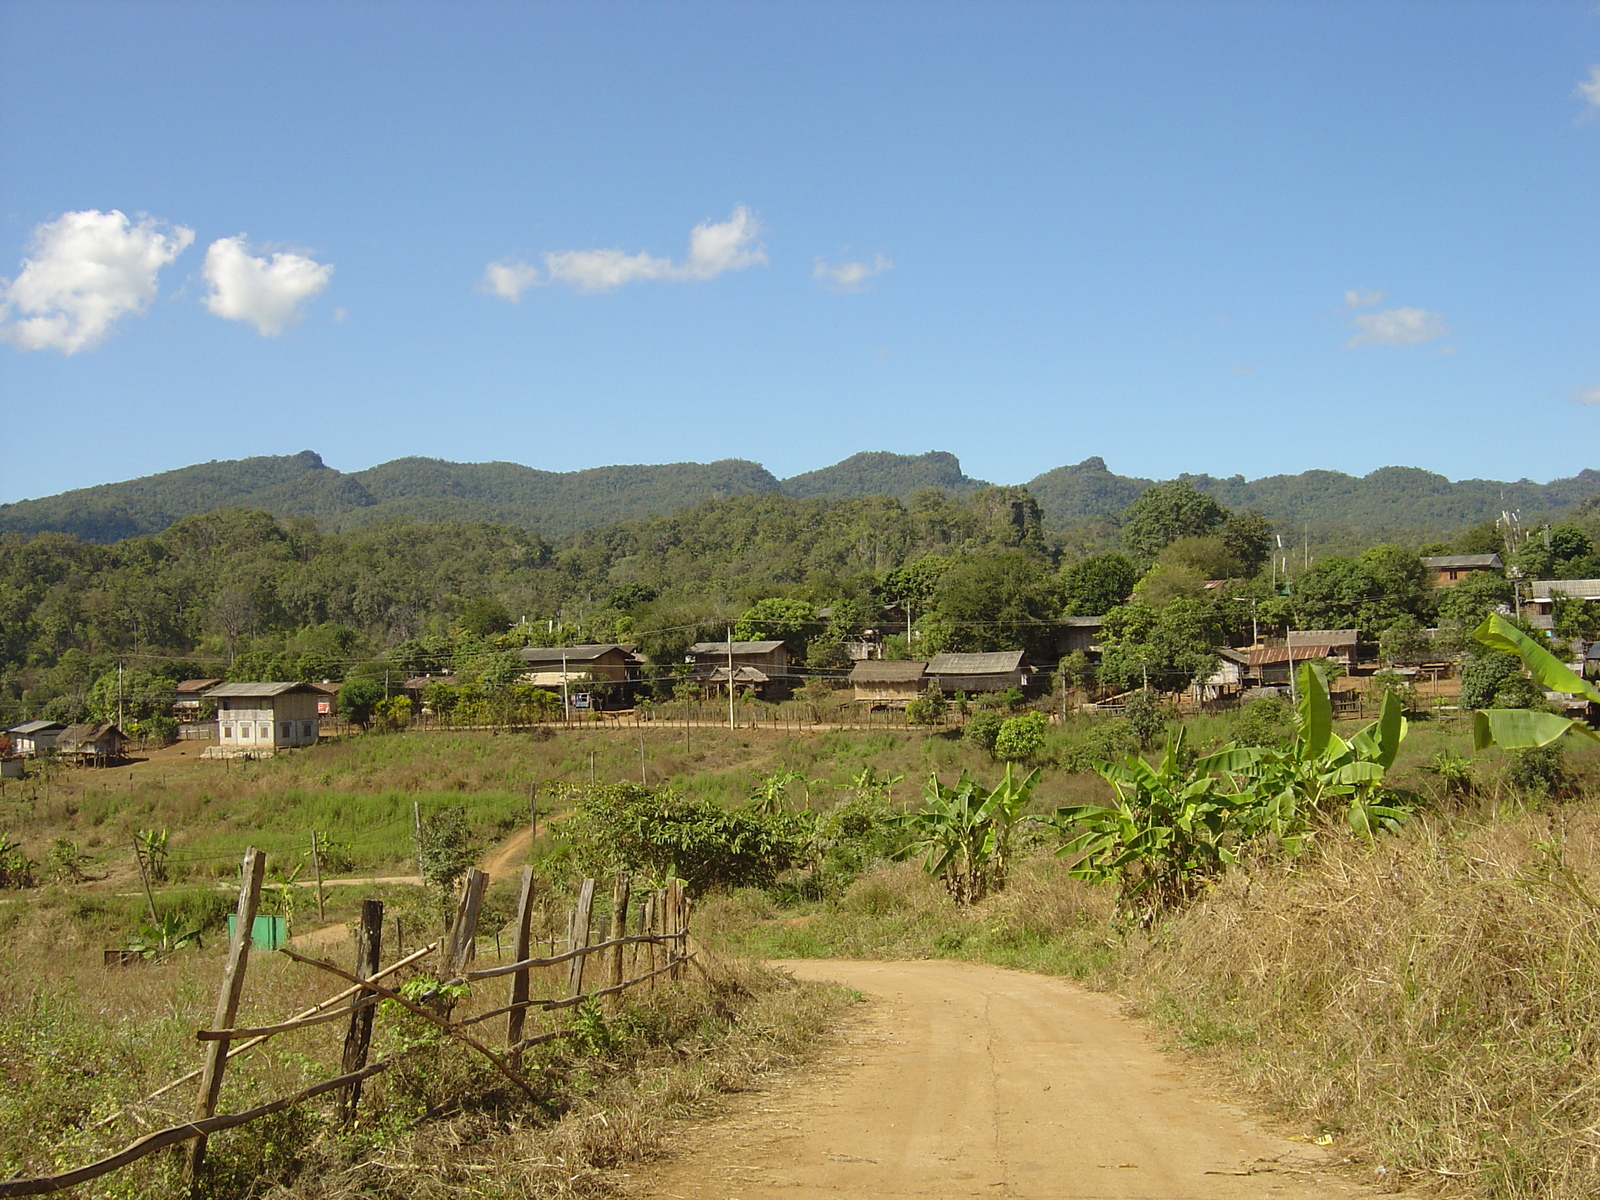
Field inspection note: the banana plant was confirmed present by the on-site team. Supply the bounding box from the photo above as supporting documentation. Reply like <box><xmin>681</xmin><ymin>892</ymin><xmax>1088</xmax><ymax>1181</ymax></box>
<box><xmin>1217</xmin><ymin>662</ymin><xmax>1413</xmax><ymax>841</ymax></box>
<box><xmin>893</xmin><ymin>764</ymin><xmax>1038</xmax><ymax>904</ymax></box>
<box><xmin>1055</xmin><ymin>728</ymin><xmax>1262</xmax><ymax>921</ymax></box>
<box><xmin>1468</xmin><ymin>614</ymin><xmax>1600</xmax><ymax>750</ymax></box>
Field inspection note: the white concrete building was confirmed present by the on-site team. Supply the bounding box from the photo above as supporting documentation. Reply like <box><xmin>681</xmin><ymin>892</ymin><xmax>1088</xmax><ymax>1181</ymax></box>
<box><xmin>205</xmin><ymin>682</ymin><xmax>323</xmax><ymax>753</ymax></box>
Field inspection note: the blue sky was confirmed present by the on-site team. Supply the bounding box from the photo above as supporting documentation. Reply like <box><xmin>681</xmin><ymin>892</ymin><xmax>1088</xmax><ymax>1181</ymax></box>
<box><xmin>1</xmin><ymin>0</ymin><xmax>1597</xmax><ymax>503</ymax></box>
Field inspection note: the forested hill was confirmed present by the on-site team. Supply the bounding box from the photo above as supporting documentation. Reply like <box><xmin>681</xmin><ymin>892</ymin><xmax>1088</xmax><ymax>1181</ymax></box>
<box><xmin>779</xmin><ymin>450</ymin><xmax>989</xmax><ymax>499</ymax></box>
<box><xmin>3</xmin><ymin>447</ymin><xmax>1599</xmax><ymax>545</ymax></box>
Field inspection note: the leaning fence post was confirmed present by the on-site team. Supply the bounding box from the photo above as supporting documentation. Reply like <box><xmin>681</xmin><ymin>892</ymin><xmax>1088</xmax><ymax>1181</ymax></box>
<box><xmin>186</xmin><ymin>845</ymin><xmax>266</xmax><ymax>1192</ymax></box>
<box><xmin>565</xmin><ymin>877</ymin><xmax>596</xmax><ymax>998</ymax></box>
<box><xmin>444</xmin><ymin>868</ymin><xmax>489</xmax><ymax>976</ymax></box>
<box><xmin>606</xmin><ymin>873</ymin><xmax>631</xmax><ymax>1008</ymax></box>
<box><xmin>506</xmin><ymin>866</ymin><xmax>536</xmax><ymax>1061</ymax></box>
<box><xmin>338</xmin><ymin>898</ymin><xmax>384</xmax><ymax>1123</ymax></box>
<box><xmin>665</xmin><ymin>879</ymin><xmax>685</xmax><ymax>980</ymax></box>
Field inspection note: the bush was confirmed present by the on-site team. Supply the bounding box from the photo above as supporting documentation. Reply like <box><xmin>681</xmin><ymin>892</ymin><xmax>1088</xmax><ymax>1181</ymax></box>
<box><xmin>963</xmin><ymin>710</ymin><xmax>1006</xmax><ymax>753</ymax></box>
<box><xmin>1424</xmin><ymin>751</ymin><xmax>1478</xmax><ymax>800</ymax></box>
<box><xmin>1507</xmin><ymin>744</ymin><xmax>1572</xmax><ymax>799</ymax></box>
<box><xmin>994</xmin><ymin>712</ymin><xmax>1048</xmax><ymax>762</ymax></box>
<box><xmin>1460</xmin><ymin>650</ymin><xmax>1521</xmax><ymax>710</ymax></box>
<box><xmin>1122</xmin><ymin>689</ymin><xmax>1167</xmax><ymax>747</ymax></box>
<box><xmin>1234</xmin><ymin>695</ymin><xmax>1289</xmax><ymax>747</ymax></box>
<box><xmin>905</xmin><ymin>688</ymin><xmax>948</xmax><ymax>725</ymax></box>
<box><xmin>1058</xmin><ymin>719</ymin><xmax>1141</xmax><ymax>774</ymax></box>
<box><xmin>556</xmin><ymin>783</ymin><xmax>814</xmax><ymax>895</ymax></box>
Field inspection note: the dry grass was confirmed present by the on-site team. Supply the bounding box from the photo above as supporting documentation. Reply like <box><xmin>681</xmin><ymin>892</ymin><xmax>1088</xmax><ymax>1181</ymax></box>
<box><xmin>1118</xmin><ymin>807</ymin><xmax>1600</xmax><ymax>1198</ymax></box>
<box><xmin>0</xmin><ymin>896</ymin><xmax>856</xmax><ymax>1200</ymax></box>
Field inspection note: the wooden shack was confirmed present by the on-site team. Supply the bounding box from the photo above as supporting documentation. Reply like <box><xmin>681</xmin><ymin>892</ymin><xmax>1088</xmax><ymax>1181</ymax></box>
<box><xmin>851</xmin><ymin>660</ymin><xmax>928</xmax><ymax>708</ymax></box>
<box><xmin>56</xmin><ymin>723</ymin><xmax>128</xmax><ymax>766</ymax></box>
<box><xmin>926</xmin><ymin>651</ymin><xmax>1030</xmax><ymax>694</ymax></box>
<box><xmin>689</xmin><ymin>640</ymin><xmax>795</xmax><ymax>698</ymax></box>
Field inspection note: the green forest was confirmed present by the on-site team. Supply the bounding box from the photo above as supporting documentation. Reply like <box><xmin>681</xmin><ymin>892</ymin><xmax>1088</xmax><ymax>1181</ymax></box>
<box><xmin>3</xmin><ymin>447</ymin><xmax>1596</xmax><ymax>551</ymax></box>
<box><xmin>7</xmin><ymin>468</ymin><xmax>1600</xmax><ymax>731</ymax></box>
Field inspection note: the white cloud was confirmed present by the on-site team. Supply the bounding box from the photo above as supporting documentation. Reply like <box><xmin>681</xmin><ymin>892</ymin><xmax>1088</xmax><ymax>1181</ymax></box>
<box><xmin>1345</xmin><ymin>306</ymin><xmax>1449</xmax><ymax>348</ymax></box>
<box><xmin>1579</xmin><ymin>65</ymin><xmax>1600</xmax><ymax>108</ymax></box>
<box><xmin>483</xmin><ymin>206</ymin><xmax>766</xmax><ymax>297</ymax></box>
<box><xmin>1343</xmin><ymin>288</ymin><xmax>1386</xmax><ymax>308</ymax></box>
<box><xmin>0</xmin><ymin>209</ymin><xmax>194</xmax><ymax>354</ymax></box>
<box><xmin>203</xmin><ymin>236</ymin><xmax>333</xmax><ymax>335</ymax></box>
<box><xmin>813</xmin><ymin>254</ymin><xmax>894</xmax><ymax>292</ymax></box>
<box><xmin>1574</xmin><ymin>384</ymin><xmax>1600</xmax><ymax>406</ymax></box>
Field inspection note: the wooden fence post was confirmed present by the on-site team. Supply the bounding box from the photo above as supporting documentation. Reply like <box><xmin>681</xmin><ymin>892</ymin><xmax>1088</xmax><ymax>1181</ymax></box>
<box><xmin>605</xmin><ymin>873</ymin><xmax>630</xmax><ymax>1009</ymax></box>
<box><xmin>185</xmin><ymin>846</ymin><xmax>266</xmax><ymax>1192</ymax></box>
<box><xmin>338</xmin><ymin>899</ymin><xmax>383</xmax><ymax>1123</ymax></box>
<box><xmin>506</xmin><ymin>866</ymin><xmax>536</xmax><ymax>1062</ymax></box>
<box><xmin>309</xmin><ymin>832</ymin><xmax>326</xmax><ymax>922</ymax></box>
<box><xmin>665</xmin><ymin>879</ymin><xmax>684</xmax><ymax>980</ymax></box>
<box><xmin>565</xmin><ymin>878</ymin><xmax>596</xmax><ymax>998</ymax></box>
<box><xmin>444</xmin><ymin>868</ymin><xmax>489</xmax><ymax>976</ymax></box>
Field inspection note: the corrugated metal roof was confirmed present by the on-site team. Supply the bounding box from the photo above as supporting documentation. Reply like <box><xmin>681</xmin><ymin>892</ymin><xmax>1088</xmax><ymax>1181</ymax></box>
<box><xmin>1531</xmin><ymin>579</ymin><xmax>1600</xmax><ymax>600</ymax></box>
<box><xmin>204</xmin><ymin>682</ymin><xmax>322</xmax><ymax>698</ymax></box>
<box><xmin>851</xmin><ymin>661</ymin><xmax>928</xmax><ymax>682</ymax></box>
<box><xmin>174</xmin><ymin>679</ymin><xmax>223</xmax><ymax>693</ymax></box>
<box><xmin>707</xmin><ymin>666</ymin><xmax>771</xmax><ymax>683</ymax></box>
<box><xmin>5</xmin><ymin>720</ymin><xmax>65</xmax><ymax>735</ymax></box>
<box><xmin>688</xmin><ymin>641</ymin><xmax>789</xmax><ymax>655</ymax></box>
<box><xmin>1057</xmin><ymin>616</ymin><xmax>1104</xmax><ymax>627</ymax></box>
<box><xmin>1289</xmin><ymin>629</ymin><xmax>1359</xmax><ymax>647</ymax></box>
<box><xmin>518</xmin><ymin>644</ymin><xmax>628</xmax><ymax>664</ymax></box>
<box><xmin>1248</xmin><ymin>645</ymin><xmax>1333</xmax><ymax>666</ymax></box>
<box><xmin>1422</xmin><ymin>554</ymin><xmax>1504</xmax><ymax>569</ymax></box>
<box><xmin>927</xmin><ymin>651</ymin><xmax>1027</xmax><ymax>674</ymax></box>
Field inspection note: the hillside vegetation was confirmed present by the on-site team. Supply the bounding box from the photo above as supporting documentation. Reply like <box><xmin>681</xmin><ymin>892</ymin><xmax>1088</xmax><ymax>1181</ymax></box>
<box><xmin>4</xmin><ymin>447</ymin><xmax>1596</xmax><ymax>547</ymax></box>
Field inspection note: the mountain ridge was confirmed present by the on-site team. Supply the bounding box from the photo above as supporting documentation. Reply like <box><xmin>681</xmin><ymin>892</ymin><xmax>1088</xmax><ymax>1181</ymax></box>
<box><xmin>3</xmin><ymin>449</ymin><xmax>1597</xmax><ymax>546</ymax></box>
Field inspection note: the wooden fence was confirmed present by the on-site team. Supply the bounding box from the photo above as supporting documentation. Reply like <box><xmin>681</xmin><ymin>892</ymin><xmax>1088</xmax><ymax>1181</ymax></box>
<box><xmin>0</xmin><ymin>849</ymin><xmax>691</xmax><ymax>1198</ymax></box>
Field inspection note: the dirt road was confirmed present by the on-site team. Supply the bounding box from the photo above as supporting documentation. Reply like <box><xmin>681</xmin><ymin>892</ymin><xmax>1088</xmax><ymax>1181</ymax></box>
<box><xmin>636</xmin><ymin>959</ymin><xmax>1383</xmax><ymax>1200</ymax></box>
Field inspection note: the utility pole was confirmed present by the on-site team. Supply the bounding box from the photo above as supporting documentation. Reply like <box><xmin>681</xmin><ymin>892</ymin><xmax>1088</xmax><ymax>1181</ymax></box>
<box><xmin>412</xmin><ymin>800</ymin><xmax>424</xmax><ymax>882</ymax></box>
<box><xmin>638</xmin><ymin>725</ymin><xmax>647</xmax><ymax>786</ymax></box>
<box><xmin>561</xmin><ymin>650</ymin><xmax>570</xmax><ymax>727</ymax></box>
<box><xmin>117</xmin><ymin>662</ymin><xmax>124</xmax><ymax>730</ymax></box>
<box><xmin>726</xmin><ymin>626</ymin><xmax>736</xmax><ymax>731</ymax></box>
<box><xmin>309</xmin><ymin>831</ymin><xmax>326</xmax><ymax>921</ymax></box>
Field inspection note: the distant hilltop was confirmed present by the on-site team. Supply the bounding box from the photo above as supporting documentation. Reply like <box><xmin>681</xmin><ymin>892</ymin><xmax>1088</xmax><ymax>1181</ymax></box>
<box><xmin>2</xmin><ymin>448</ymin><xmax>1597</xmax><ymax>546</ymax></box>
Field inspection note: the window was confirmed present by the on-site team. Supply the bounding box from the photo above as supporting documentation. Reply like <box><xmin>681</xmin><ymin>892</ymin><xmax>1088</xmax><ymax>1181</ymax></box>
<box><xmin>281</xmin><ymin>723</ymin><xmax>291</xmax><ymax>740</ymax></box>
<box><xmin>223</xmin><ymin>726</ymin><xmax>233</xmax><ymax>740</ymax></box>
<box><xmin>258</xmin><ymin>723</ymin><xmax>270</xmax><ymax>740</ymax></box>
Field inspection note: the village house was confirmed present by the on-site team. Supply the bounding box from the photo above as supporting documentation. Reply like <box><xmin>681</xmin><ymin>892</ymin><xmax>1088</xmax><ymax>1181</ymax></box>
<box><xmin>926</xmin><ymin>650</ymin><xmax>1031</xmax><ymax>694</ymax></box>
<box><xmin>1053</xmin><ymin>616</ymin><xmax>1104</xmax><ymax>659</ymax></box>
<box><xmin>688</xmin><ymin>640</ymin><xmax>796</xmax><ymax>699</ymax></box>
<box><xmin>1421</xmin><ymin>553</ymin><xmax>1504</xmax><ymax>587</ymax></box>
<box><xmin>1525</xmin><ymin>579</ymin><xmax>1600</xmax><ymax>631</ymax></box>
<box><xmin>56</xmin><ymin>723</ymin><xmax>128</xmax><ymax>766</ymax></box>
<box><xmin>4</xmin><ymin>720</ymin><xmax>67</xmax><ymax>756</ymax></box>
<box><xmin>205</xmin><ymin>682</ymin><xmax>324</xmax><ymax>755</ymax></box>
<box><xmin>851</xmin><ymin>660</ymin><xmax>928</xmax><ymax>708</ymax></box>
<box><xmin>172</xmin><ymin>679</ymin><xmax>223</xmax><ymax>717</ymax></box>
<box><xmin>517</xmin><ymin>644</ymin><xmax>640</xmax><ymax>706</ymax></box>
<box><xmin>1246</xmin><ymin>630</ymin><xmax>1361</xmax><ymax>685</ymax></box>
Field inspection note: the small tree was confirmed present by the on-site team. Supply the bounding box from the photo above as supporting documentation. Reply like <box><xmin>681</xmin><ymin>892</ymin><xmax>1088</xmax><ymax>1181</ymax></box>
<box><xmin>417</xmin><ymin>806</ymin><xmax>476</xmax><ymax>895</ymax></box>
<box><xmin>338</xmin><ymin>678</ymin><xmax>386</xmax><ymax>729</ymax></box>
<box><xmin>1122</xmin><ymin>689</ymin><xmax>1168</xmax><ymax>748</ymax></box>
<box><xmin>905</xmin><ymin>687</ymin><xmax>948</xmax><ymax>725</ymax></box>
<box><xmin>994</xmin><ymin>711</ymin><xmax>1047</xmax><ymax>762</ymax></box>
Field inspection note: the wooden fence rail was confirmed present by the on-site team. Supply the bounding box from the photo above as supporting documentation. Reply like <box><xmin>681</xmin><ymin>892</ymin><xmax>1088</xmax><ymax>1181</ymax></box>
<box><xmin>0</xmin><ymin>849</ymin><xmax>692</xmax><ymax>1199</ymax></box>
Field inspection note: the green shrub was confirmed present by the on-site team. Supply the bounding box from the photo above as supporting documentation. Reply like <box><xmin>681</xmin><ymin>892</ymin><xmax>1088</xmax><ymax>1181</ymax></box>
<box><xmin>963</xmin><ymin>710</ymin><xmax>1006</xmax><ymax>753</ymax></box>
<box><xmin>1058</xmin><ymin>719</ymin><xmax>1141</xmax><ymax>774</ymax></box>
<box><xmin>1234</xmin><ymin>695</ymin><xmax>1289</xmax><ymax>747</ymax></box>
<box><xmin>994</xmin><ymin>712</ymin><xmax>1048</xmax><ymax>762</ymax></box>
<box><xmin>1122</xmin><ymin>689</ymin><xmax>1168</xmax><ymax>747</ymax></box>
<box><xmin>1507</xmin><ymin>745</ymin><xmax>1571</xmax><ymax>799</ymax></box>
<box><xmin>905</xmin><ymin>688</ymin><xmax>948</xmax><ymax>725</ymax></box>
<box><xmin>1461</xmin><ymin>650</ymin><xmax>1522</xmax><ymax>709</ymax></box>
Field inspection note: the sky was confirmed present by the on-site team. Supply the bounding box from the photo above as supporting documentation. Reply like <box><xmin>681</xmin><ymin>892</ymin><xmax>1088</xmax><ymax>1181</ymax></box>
<box><xmin>1</xmin><ymin>0</ymin><xmax>1598</xmax><ymax>504</ymax></box>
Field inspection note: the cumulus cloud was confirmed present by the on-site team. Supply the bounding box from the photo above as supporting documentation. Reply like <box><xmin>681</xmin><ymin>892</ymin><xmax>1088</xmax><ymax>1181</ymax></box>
<box><xmin>0</xmin><ymin>209</ymin><xmax>194</xmax><ymax>354</ymax></box>
<box><xmin>1573</xmin><ymin>384</ymin><xmax>1600</xmax><ymax>406</ymax></box>
<box><xmin>203</xmin><ymin>236</ymin><xmax>333</xmax><ymax>335</ymax></box>
<box><xmin>1345</xmin><ymin>306</ymin><xmax>1449</xmax><ymax>348</ymax></box>
<box><xmin>483</xmin><ymin>206</ymin><xmax>766</xmax><ymax>297</ymax></box>
<box><xmin>813</xmin><ymin>254</ymin><xmax>894</xmax><ymax>292</ymax></box>
<box><xmin>1343</xmin><ymin>288</ymin><xmax>1386</xmax><ymax>308</ymax></box>
<box><xmin>1579</xmin><ymin>65</ymin><xmax>1600</xmax><ymax>109</ymax></box>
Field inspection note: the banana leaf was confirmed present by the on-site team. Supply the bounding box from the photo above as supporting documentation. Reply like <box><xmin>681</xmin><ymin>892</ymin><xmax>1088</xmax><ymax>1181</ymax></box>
<box><xmin>1473</xmin><ymin>614</ymin><xmax>1600</xmax><ymax>705</ymax></box>
<box><xmin>1472</xmin><ymin>707</ymin><xmax>1600</xmax><ymax>751</ymax></box>
<box><xmin>1296</xmin><ymin>661</ymin><xmax>1332</xmax><ymax>757</ymax></box>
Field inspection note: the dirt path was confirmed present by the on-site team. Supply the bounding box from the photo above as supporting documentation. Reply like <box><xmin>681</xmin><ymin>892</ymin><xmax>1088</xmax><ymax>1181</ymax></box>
<box><xmin>480</xmin><ymin>824</ymin><xmax>532</xmax><ymax>878</ymax></box>
<box><xmin>635</xmin><ymin>959</ymin><xmax>1392</xmax><ymax>1200</ymax></box>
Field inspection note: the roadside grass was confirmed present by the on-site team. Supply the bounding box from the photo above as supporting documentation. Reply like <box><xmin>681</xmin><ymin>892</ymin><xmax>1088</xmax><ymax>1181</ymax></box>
<box><xmin>0</xmin><ymin>907</ymin><xmax>857</xmax><ymax>1200</ymax></box>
